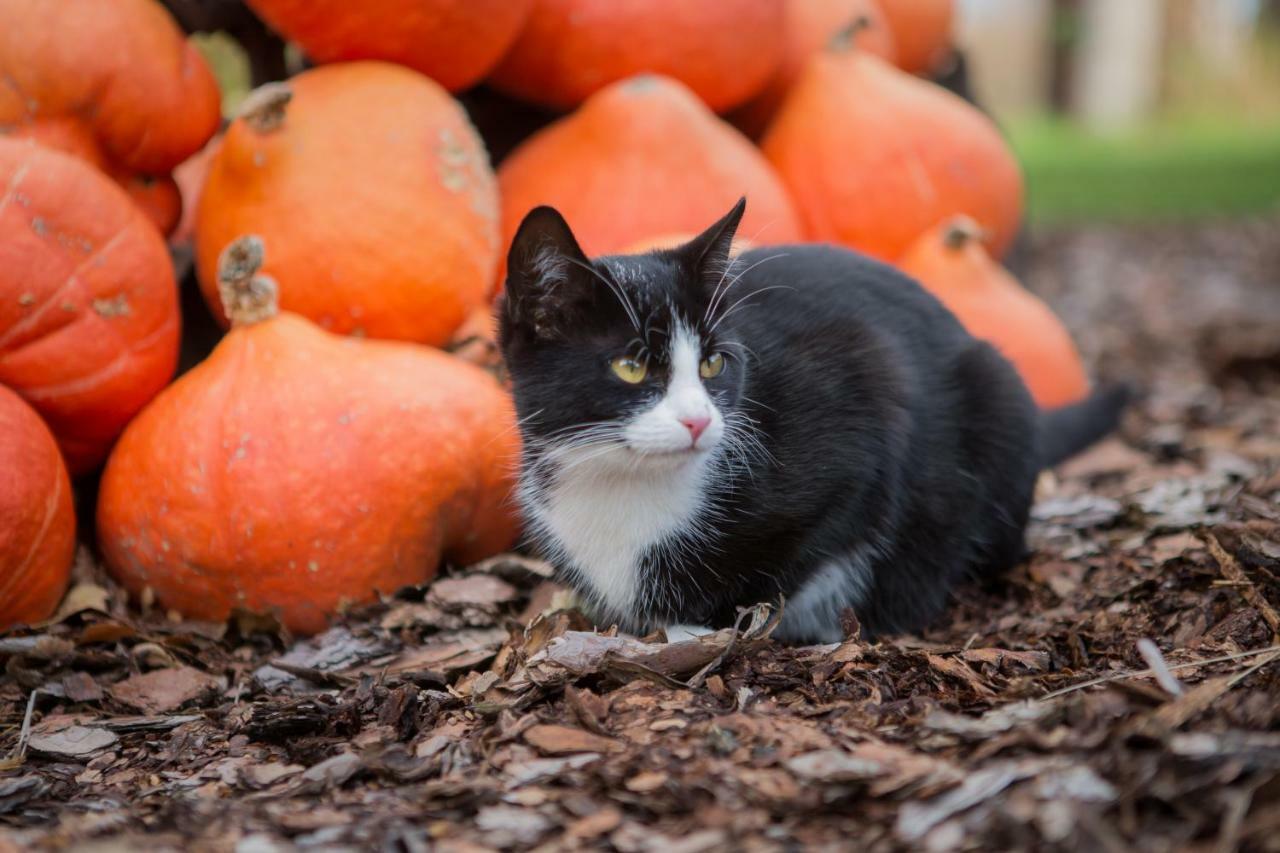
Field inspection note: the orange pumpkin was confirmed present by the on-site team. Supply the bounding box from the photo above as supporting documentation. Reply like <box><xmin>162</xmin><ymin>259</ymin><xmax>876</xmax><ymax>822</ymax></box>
<box><xmin>734</xmin><ymin>0</ymin><xmax>896</xmax><ymax>138</ymax></box>
<box><xmin>499</xmin><ymin>75</ymin><xmax>802</xmax><ymax>269</ymax></box>
<box><xmin>0</xmin><ymin>0</ymin><xmax>222</xmax><ymax>234</ymax></box>
<box><xmin>621</xmin><ymin>233</ymin><xmax>755</xmax><ymax>256</ymax></box>
<box><xmin>0</xmin><ymin>385</ymin><xmax>75</xmax><ymax>631</ymax></box>
<box><xmin>876</xmin><ymin>0</ymin><xmax>954</xmax><ymax>75</ymax></box>
<box><xmin>98</xmin><ymin>237</ymin><xmax>521</xmax><ymax>635</ymax></box>
<box><xmin>0</xmin><ymin>141</ymin><xmax>180</xmax><ymax>474</ymax></box>
<box><xmin>898</xmin><ymin>217</ymin><xmax>1088</xmax><ymax>408</ymax></box>
<box><xmin>489</xmin><ymin>0</ymin><xmax>786</xmax><ymax>113</ymax></box>
<box><xmin>761</xmin><ymin>46</ymin><xmax>1023</xmax><ymax>262</ymax></box>
<box><xmin>196</xmin><ymin>64</ymin><xmax>499</xmax><ymax>345</ymax></box>
<box><xmin>244</xmin><ymin>0</ymin><xmax>533</xmax><ymax>92</ymax></box>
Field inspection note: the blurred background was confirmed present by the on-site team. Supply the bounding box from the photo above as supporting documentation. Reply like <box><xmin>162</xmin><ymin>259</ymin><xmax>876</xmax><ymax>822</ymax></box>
<box><xmin>957</xmin><ymin>0</ymin><xmax>1280</xmax><ymax>225</ymax></box>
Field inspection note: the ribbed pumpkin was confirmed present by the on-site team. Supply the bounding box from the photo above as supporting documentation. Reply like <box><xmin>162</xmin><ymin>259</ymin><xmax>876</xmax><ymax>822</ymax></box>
<box><xmin>196</xmin><ymin>63</ymin><xmax>499</xmax><ymax>345</ymax></box>
<box><xmin>0</xmin><ymin>0</ymin><xmax>222</xmax><ymax>234</ymax></box>
<box><xmin>244</xmin><ymin>0</ymin><xmax>533</xmax><ymax>92</ymax></box>
<box><xmin>0</xmin><ymin>141</ymin><xmax>180</xmax><ymax>474</ymax></box>
<box><xmin>0</xmin><ymin>385</ymin><xmax>75</xmax><ymax>631</ymax></box>
<box><xmin>499</xmin><ymin>75</ymin><xmax>802</xmax><ymax>266</ymax></box>
<box><xmin>898</xmin><ymin>217</ymin><xmax>1088</xmax><ymax>408</ymax></box>
<box><xmin>761</xmin><ymin>44</ymin><xmax>1023</xmax><ymax>262</ymax></box>
<box><xmin>489</xmin><ymin>0</ymin><xmax>786</xmax><ymax>113</ymax></box>
<box><xmin>98</xmin><ymin>237</ymin><xmax>521</xmax><ymax>635</ymax></box>
<box><xmin>734</xmin><ymin>0</ymin><xmax>896</xmax><ymax>138</ymax></box>
<box><xmin>877</xmin><ymin>0</ymin><xmax>954</xmax><ymax>75</ymax></box>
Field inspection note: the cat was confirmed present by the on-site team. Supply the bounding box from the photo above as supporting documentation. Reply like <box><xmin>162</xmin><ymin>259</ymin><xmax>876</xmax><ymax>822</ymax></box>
<box><xmin>497</xmin><ymin>199</ymin><xmax>1127</xmax><ymax>644</ymax></box>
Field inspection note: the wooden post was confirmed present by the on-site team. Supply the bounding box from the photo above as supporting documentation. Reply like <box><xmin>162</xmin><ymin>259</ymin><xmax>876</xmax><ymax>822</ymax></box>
<box><xmin>1072</xmin><ymin>0</ymin><xmax>1165</xmax><ymax>131</ymax></box>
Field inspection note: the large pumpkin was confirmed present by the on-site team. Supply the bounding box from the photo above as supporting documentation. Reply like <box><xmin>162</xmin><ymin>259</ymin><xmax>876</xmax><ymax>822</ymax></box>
<box><xmin>0</xmin><ymin>385</ymin><xmax>75</xmax><ymax>631</ymax></box>
<box><xmin>876</xmin><ymin>0</ymin><xmax>954</xmax><ymax>75</ymax></box>
<box><xmin>761</xmin><ymin>45</ymin><xmax>1023</xmax><ymax>262</ymax></box>
<box><xmin>0</xmin><ymin>141</ymin><xmax>180</xmax><ymax>474</ymax></box>
<box><xmin>499</xmin><ymin>75</ymin><xmax>802</xmax><ymax>265</ymax></box>
<box><xmin>196</xmin><ymin>63</ymin><xmax>499</xmax><ymax>345</ymax></box>
<box><xmin>98</xmin><ymin>237</ymin><xmax>521</xmax><ymax>635</ymax></box>
<box><xmin>244</xmin><ymin>0</ymin><xmax>533</xmax><ymax>93</ymax></box>
<box><xmin>489</xmin><ymin>0</ymin><xmax>786</xmax><ymax>113</ymax></box>
<box><xmin>734</xmin><ymin>0</ymin><xmax>896</xmax><ymax>138</ymax></box>
<box><xmin>0</xmin><ymin>0</ymin><xmax>222</xmax><ymax>234</ymax></box>
<box><xmin>898</xmin><ymin>217</ymin><xmax>1088</xmax><ymax>408</ymax></box>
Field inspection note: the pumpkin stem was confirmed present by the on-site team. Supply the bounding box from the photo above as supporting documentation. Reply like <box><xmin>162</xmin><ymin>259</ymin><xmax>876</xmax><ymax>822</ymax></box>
<box><xmin>238</xmin><ymin>82</ymin><xmax>292</xmax><ymax>133</ymax></box>
<box><xmin>217</xmin><ymin>236</ymin><xmax>279</xmax><ymax>326</ymax></box>
<box><xmin>942</xmin><ymin>216</ymin><xmax>989</xmax><ymax>250</ymax></box>
<box><xmin>829</xmin><ymin>15</ymin><xmax>874</xmax><ymax>51</ymax></box>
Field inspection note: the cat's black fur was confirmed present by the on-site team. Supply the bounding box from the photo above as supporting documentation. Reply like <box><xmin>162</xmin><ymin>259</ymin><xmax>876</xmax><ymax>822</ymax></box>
<box><xmin>498</xmin><ymin>200</ymin><xmax>1126</xmax><ymax>641</ymax></box>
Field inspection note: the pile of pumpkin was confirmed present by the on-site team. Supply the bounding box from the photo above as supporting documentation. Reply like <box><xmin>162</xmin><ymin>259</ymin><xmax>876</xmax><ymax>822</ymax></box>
<box><xmin>1</xmin><ymin>0</ymin><xmax>1089</xmax><ymax>635</ymax></box>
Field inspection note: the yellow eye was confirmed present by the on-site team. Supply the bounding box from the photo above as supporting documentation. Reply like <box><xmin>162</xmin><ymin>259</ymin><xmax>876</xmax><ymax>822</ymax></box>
<box><xmin>700</xmin><ymin>352</ymin><xmax>725</xmax><ymax>379</ymax></box>
<box><xmin>610</xmin><ymin>356</ymin><xmax>648</xmax><ymax>384</ymax></box>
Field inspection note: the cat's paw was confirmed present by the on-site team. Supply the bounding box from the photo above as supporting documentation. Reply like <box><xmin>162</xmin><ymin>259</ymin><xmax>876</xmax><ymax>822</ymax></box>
<box><xmin>665</xmin><ymin>624</ymin><xmax>714</xmax><ymax>643</ymax></box>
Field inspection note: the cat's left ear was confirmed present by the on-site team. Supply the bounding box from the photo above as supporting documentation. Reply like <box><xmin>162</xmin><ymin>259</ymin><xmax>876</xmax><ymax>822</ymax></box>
<box><xmin>501</xmin><ymin>205</ymin><xmax>596</xmax><ymax>340</ymax></box>
<box><xmin>681</xmin><ymin>197</ymin><xmax>746</xmax><ymax>285</ymax></box>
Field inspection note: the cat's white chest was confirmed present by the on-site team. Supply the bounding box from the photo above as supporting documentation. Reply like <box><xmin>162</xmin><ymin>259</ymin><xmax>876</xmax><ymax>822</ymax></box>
<box><xmin>527</xmin><ymin>452</ymin><xmax>710</xmax><ymax>618</ymax></box>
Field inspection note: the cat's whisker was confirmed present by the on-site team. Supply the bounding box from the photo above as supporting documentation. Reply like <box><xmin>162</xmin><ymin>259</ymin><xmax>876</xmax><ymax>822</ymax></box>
<box><xmin>707</xmin><ymin>283</ymin><xmax>795</xmax><ymax>335</ymax></box>
<box><xmin>562</xmin><ymin>255</ymin><xmax>642</xmax><ymax>332</ymax></box>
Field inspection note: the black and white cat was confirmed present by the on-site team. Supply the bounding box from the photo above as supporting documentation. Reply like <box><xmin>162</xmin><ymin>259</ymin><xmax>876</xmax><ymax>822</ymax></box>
<box><xmin>497</xmin><ymin>200</ymin><xmax>1125</xmax><ymax>643</ymax></box>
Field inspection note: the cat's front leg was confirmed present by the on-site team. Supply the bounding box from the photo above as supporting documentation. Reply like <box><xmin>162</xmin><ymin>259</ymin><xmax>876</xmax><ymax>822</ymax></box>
<box><xmin>664</xmin><ymin>624</ymin><xmax>714</xmax><ymax>643</ymax></box>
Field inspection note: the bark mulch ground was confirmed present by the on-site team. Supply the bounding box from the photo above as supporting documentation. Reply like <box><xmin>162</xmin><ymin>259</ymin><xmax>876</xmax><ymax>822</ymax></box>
<box><xmin>3</xmin><ymin>218</ymin><xmax>1279</xmax><ymax>852</ymax></box>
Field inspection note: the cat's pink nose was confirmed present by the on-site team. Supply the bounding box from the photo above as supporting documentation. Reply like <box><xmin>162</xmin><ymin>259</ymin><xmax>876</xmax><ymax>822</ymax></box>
<box><xmin>680</xmin><ymin>416</ymin><xmax>711</xmax><ymax>442</ymax></box>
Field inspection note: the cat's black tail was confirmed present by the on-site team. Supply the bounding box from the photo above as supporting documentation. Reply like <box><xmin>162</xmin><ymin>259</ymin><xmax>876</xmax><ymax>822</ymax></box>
<box><xmin>1038</xmin><ymin>383</ymin><xmax>1132</xmax><ymax>468</ymax></box>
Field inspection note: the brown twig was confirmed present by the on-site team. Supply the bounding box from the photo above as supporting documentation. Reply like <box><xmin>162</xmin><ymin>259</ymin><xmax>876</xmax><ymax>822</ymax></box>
<box><xmin>1040</xmin><ymin>644</ymin><xmax>1280</xmax><ymax>700</ymax></box>
<box><xmin>1204</xmin><ymin>533</ymin><xmax>1280</xmax><ymax>637</ymax></box>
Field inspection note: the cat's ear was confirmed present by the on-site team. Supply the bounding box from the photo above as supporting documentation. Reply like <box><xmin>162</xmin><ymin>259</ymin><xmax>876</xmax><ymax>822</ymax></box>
<box><xmin>681</xmin><ymin>197</ymin><xmax>746</xmax><ymax>283</ymax></box>
<box><xmin>501</xmin><ymin>206</ymin><xmax>596</xmax><ymax>340</ymax></box>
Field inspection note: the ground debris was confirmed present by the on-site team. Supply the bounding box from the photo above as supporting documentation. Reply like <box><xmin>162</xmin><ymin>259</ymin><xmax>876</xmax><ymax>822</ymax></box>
<box><xmin>3</xmin><ymin>219</ymin><xmax>1279</xmax><ymax>850</ymax></box>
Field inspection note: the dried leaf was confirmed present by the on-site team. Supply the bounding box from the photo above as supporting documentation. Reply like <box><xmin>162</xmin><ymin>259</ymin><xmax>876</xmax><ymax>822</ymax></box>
<box><xmin>109</xmin><ymin>666</ymin><xmax>222</xmax><ymax>713</ymax></box>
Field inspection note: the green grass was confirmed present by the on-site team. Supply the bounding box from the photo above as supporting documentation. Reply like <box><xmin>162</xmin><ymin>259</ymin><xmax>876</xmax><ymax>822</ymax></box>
<box><xmin>1009</xmin><ymin>118</ymin><xmax>1280</xmax><ymax>225</ymax></box>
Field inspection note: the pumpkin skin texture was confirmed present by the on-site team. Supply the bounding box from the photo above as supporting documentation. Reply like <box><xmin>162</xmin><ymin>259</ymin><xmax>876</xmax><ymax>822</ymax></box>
<box><xmin>244</xmin><ymin>0</ymin><xmax>533</xmax><ymax>93</ymax></box>
<box><xmin>98</xmin><ymin>239</ymin><xmax>521</xmax><ymax>636</ymax></box>
<box><xmin>0</xmin><ymin>141</ymin><xmax>180</xmax><ymax>474</ymax></box>
<box><xmin>489</xmin><ymin>0</ymin><xmax>786</xmax><ymax>113</ymax></box>
<box><xmin>0</xmin><ymin>385</ymin><xmax>75</xmax><ymax>631</ymax></box>
<box><xmin>898</xmin><ymin>218</ymin><xmax>1088</xmax><ymax>409</ymax></box>
<box><xmin>876</xmin><ymin>0</ymin><xmax>954</xmax><ymax>75</ymax></box>
<box><xmin>196</xmin><ymin>64</ymin><xmax>499</xmax><ymax>345</ymax></box>
<box><xmin>761</xmin><ymin>49</ymin><xmax>1023</xmax><ymax>262</ymax></box>
<box><xmin>734</xmin><ymin>0</ymin><xmax>896</xmax><ymax>138</ymax></box>
<box><xmin>499</xmin><ymin>76</ymin><xmax>802</xmax><ymax>267</ymax></box>
<box><xmin>0</xmin><ymin>0</ymin><xmax>221</xmax><ymax>234</ymax></box>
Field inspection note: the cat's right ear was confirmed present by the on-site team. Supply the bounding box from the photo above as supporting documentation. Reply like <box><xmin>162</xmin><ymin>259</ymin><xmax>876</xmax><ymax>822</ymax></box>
<box><xmin>501</xmin><ymin>206</ymin><xmax>595</xmax><ymax>341</ymax></box>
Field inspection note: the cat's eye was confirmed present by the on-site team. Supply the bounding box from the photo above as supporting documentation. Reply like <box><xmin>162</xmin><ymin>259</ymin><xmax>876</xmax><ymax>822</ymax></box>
<box><xmin>610</xmin><ymin>356</ymin><xmax>648</xmax><ymax>384</ymax></box>
<box><xmin>700</xmin><ymin>352</ymin><xmax>726</xmax><ymax>379</ymax></box>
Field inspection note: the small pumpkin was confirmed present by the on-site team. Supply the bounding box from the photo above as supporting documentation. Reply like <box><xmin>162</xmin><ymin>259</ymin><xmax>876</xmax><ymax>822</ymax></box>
<box><xmin>0</xmin><ymin>385</ymin><xmax>75</xmax><ymax>631</ymax></box>
<box><xmin>489</xmin><ymin>0</ymin><xmax>787</xmax><ymax>113</ymax></box>
<box><xmin>196</xmin><ymin>64</ymin><xmax>499</xmax><ymax>345</ymax></box>
<box><xmin>761</xmin><ymin>44</ymin><xmax>1023</xmax><ymax>262</ymax></box>
<box><xmin>0</xmin><ymin>140</ymin><xmax>180</xmax><ymax>474</ymax></box>
<box><xmin>733</xmin><ymin>0</ymin><xmax>896</xmax><ymax>138</ymax></box>
<box><xmin>0</xmin><ymin>0</ymin><xmax>222</xmax><ymax>234</ymax></box>
<box><xmin>244</xmin><ymin>0</ymin><xmax>533</xmax><ymax>93</ymax></box>
<box><xmin>98</xmin><ymin>237</ymin><xmax>521</xmax><ymax>635</ymax></box>
<box><xmin>876</xmin><ymin>0</ymin><xmax>954</xmax><ymax>75</ymax></box>
<box><xmin>898</xmin><ymin>217</ymin><xmax>1088</xmax><ymax>408</ymax></box>
<box><xmin>499</xmin><ymin>75</ymin><xmax>802</xmax><ymax>266</ymax></box>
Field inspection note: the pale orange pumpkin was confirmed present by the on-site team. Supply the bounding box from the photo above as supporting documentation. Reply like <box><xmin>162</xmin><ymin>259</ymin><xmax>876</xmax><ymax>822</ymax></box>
<box><xmin>0</xmin><ymin>140</ymin><xmax>180</xmax><ymax>474</ymax></box>
<box><xmin>0</xmin><ymin>0</ymin><xmax>222</xmax><ymax>234</ymax></box>
<box><xmin>762</xmin><ymin>44</ymin><xmax>1023</xmax><ymax>262</ymax></box>
<box><xmin>499</xmin><ymin>75</ymin><xmax>802</xmax><ymax>271</ymax></box>
<box><xmin>196</xmin><ymin>64</ymin><xmax>499</xmax><ymax>345</ymax></box>
<box><xmin>0</xmin><ymin>385</ymin><xmax>75</xmax><ymax>631</ymax></box>
<box><xmin>898</xmin><ymin>217</ymin><xmax>1088</xmax><ymax>408</ymax></box>
<box><xmin>98</xmin><ymin>237</ymin><xmax>521</xmax><ymax>635</ymax></box>
<box><xmin>876</xmin><ymin>0</ymin><xmax>954</xmax><ymax>75</ymax></box>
